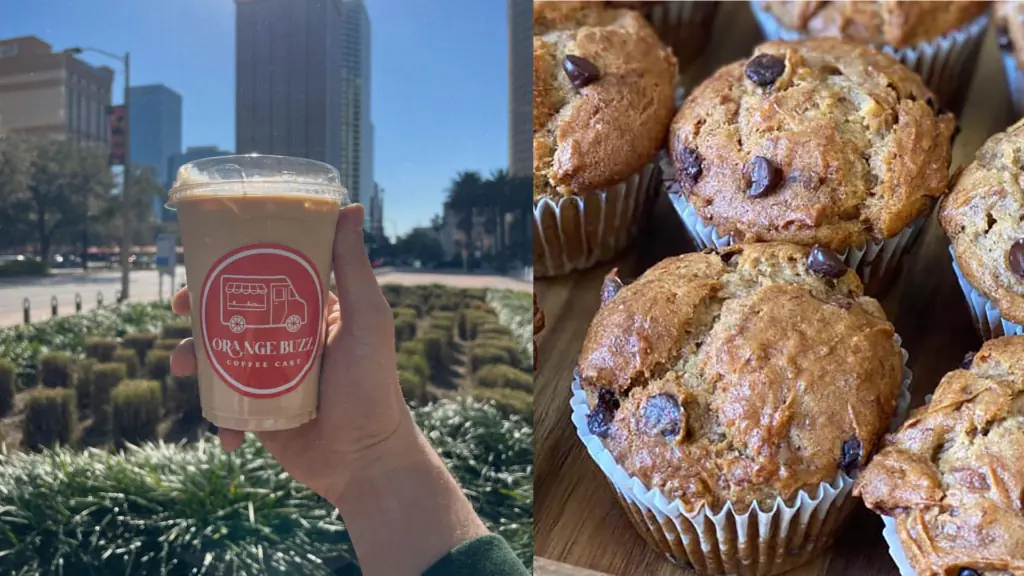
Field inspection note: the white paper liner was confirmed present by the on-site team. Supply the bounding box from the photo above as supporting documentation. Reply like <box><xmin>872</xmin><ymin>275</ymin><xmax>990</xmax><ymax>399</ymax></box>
<box><xmin>749</xmin><ymin>2</ymin><xmax>990</xmax><ymax>111</ymax></box>
<box><xmin>641</xmin><ymin>1</ymin><xmax>719</xmax><ymax>72</ymax></box>
<box><xmin>949</xmin><ymin>246</ymin><xmax>1024</xmax><ymax>340</ymax></box>
<box><xmin>534</xmin><ymin>159</ymin><xmax>660</xmax><ymax>278</ymax></box>
<box><xmin>662</xmin><ymin>157</ymin><xmax>926</xmax><ymax>288</ymax></box>
<box><xmin>881</xmin><ymin>516</ymin><xmax>916</xmax><ymax>576</ymax></box>
<box><xmin>1000</xmin><ymin>48</ymin><xmax>1024</xmax><ymax>120</ymax></box>
<box><xmin>570</xmin><ymin>337</ymin><xmax>913</xmax><ymax>575</ymax></box>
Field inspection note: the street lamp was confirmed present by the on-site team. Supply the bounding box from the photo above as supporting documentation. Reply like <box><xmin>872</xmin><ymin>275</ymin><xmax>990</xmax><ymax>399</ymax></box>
<box><xmin>64</xmin><ymin>46</ymin><xmax>132</xmax><ymax>301</ymax></box>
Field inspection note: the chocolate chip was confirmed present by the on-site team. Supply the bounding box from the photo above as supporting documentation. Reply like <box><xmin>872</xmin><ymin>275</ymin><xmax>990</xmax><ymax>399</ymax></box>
<box><xmin>586</xmin><ymin>407</ymin><xmax>614</xmax><ymax>438</ymax></box>
<box><xmin>720</xmin><ymin>247</ymin><xmax>742</xmax><ymax>264</ymax></box>
<box><xmin>807</xmin><ymin>245</ymin><xmax>848</xmax><ymax>279</ymax></box>
<box><xmin>1008</xmin><ymin>239</ymin><xmax>1024</xmax><ymax>279</ymax></box>
<box><xmin>958</xmin><ymin>569</ymin><xmax>981</xmax><ymax>576</ymax></box>
<box><xmin>997</xmin><ymin>25</ymin><xmax>1013</xmax><ymax>51</ymax></box>
<box><xmin>840</xmin><ymin>437</ymin><xmax>862</xmax><ymax>473</ymax></box>
<box><xmin>597</xmin><ymin>387</ymin><xmax>620</xmax><ymax>412</ymax></box>
<box><xmin>961</xmin><ymin>351</ymin><xmax>976</xmax><ymax>370</ymax></box>
<box><xmin>747</xmin><ymin>156</ymin><xmax>782</xmax><ymax>198</ymax></box>
<box><xmin>601</xmin><ymin>271</ymin><xmax>624</xmax><ymax>305</ymax></box>
<box><xmin>562</xmin><ymin>55</ymin><xmax>600</xmax><ymax>89</ymax></box>
<box><xmin>745</xmin><ymin>53</ymin><xmax>785</xmax><ymax>87</ymax></box>
<box><xmin>642</xmin><ymin>393</ymin><xmax>682</xmax><ymax>439</ymax></box>
<box><xmin>678</xmin><ymin>147</ymin><xmax>702</xmax><ymax>185</ymax></box>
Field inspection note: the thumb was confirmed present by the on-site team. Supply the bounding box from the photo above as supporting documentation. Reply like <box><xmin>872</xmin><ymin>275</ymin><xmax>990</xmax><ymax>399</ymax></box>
<box><xmin>332</xmin><ymin>204</ymin><xmax>385</xmax><ymax>318</ymax></box>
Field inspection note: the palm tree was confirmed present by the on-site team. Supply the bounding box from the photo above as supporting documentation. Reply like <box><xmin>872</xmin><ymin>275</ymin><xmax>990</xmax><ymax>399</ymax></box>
<box><xmin>444</xmin><ymin>171</ymin><xmax>485</xmax><ymax>269</ymax></box>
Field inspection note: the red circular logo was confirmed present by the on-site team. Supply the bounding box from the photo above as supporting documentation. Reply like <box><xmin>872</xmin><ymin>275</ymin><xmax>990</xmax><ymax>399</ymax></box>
<box><xmin>200</xmin><ymin>244</ymin><xmax>324</xmax><ymax>398</ymax></box>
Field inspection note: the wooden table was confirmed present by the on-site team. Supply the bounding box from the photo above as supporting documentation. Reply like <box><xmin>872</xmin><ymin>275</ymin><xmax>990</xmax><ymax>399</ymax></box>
<box><xmin>533</xmin><ymin>5</ymin><xmax>1015</xmax><ymax>575</ymax></box>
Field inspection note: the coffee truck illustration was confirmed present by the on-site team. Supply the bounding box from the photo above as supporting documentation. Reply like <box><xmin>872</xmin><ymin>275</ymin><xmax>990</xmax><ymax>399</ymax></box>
<box><xmin>221</xmin><ymin>275</ymin><xmax>308</xmax><ymax>333</ymax></box>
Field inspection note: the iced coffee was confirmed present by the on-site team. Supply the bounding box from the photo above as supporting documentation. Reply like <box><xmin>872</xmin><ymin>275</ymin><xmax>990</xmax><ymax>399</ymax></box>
<box><xmin>167</xmin><ymin>155</ymin><xmax>347</xmax><ymax>431</ymax></box>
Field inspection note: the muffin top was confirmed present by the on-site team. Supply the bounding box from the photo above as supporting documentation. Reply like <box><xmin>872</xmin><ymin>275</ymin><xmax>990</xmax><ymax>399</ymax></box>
<box><xmin>534</xmin><ymin>1</ymin><xmax>677</xmax><ymax>199</ymax></box>
<box><xmin>940</xmin><ymin>118</ymin><xmax>1024</xmax><ymax>325</ymax></box>
<box><xmin>578</xmin><ymin>243</ymin><xmax>904</xmax><ymax>511</ymax></box>
<box><xmin>997</xmin><ymin>2</ymin><xmax>1024</xmax><ymax>74</ymax></box>
<box><xmin>854</xmin><ymin>336</ymin><xmax>1024</xmax><ymax>576</ymax></box>
<box><xmin>669</xmin><ymin>39</ymin><xmax>955</xmax><ymax>249</ymax></box>
<box><xmin>758</xmin><ymin>1</ymin><xmax>989</xmax><ymax>48</ymax></box>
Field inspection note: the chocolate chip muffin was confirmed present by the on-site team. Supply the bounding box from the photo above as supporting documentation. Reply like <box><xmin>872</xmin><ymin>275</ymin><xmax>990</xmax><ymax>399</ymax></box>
<box><xmin>534</xmin><ymin>1</ymin><xmax>677</xmax><ymax>277</ymax></box>
<box><xmin>750</xmin><ymin>1</ymin><xmax>991</xmax><ymax>111</ymax></box>
<box><xmin>668</xmin><ymin>39</ymin><xmax>955</xmax><ymax>291</ymax></box>
<box><xmin>854</xmin><ymin>336</ymin><xmax>1024</xmax><ymax>576</ymax></box>
<box><xmin>579</xmin><ymin>242</ymin><xmax>904</xmax><ymax>511</ymax></box>
<box><xmin>940</xmin><ymin>118</ymin><xmax>1024</xmax><ymax>339</ymax></box>
<box><xmin>996</xmin><ymin>2</ymin><xmax>1024</xmax><ymax>119</ymax></box>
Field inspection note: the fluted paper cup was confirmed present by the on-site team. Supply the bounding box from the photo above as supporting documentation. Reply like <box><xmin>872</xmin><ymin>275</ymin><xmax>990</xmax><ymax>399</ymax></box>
<box><xmin>570</xmin><ymin>338</ymin><xmax>912</xmax><ymax>575</ymax></box>
<box><xmin>949</xmin><ymin>247</ymin><xmax>1024</xmax><ymax>340</ymax></box>
<box><xmin>748</xmin><ymin>2</ymin><xmax>990</xmax><ymax>113</ymax></box>
<box><xmin>663</xmin><ymin>158</ymin><xmax>926</xmax><ymax>290</ymax></box>
<box><xmin>880</xmin><ymin>516</ymin><xmax>916</xmax><ymax>576</ymax></box>
<box><xmin>1000</xmin><ymin>48</ymin><xmax>1024</xmax><ymax>120</ymax></box>
<box><xmin>534</xmin><ymin>160</ymin><xmax>660</xmax><ymax>278</ymax></box>
<box><xmin>640</xmin><ymin>1</ymin><xmax>719</xmax><ymax>73</ymax></box>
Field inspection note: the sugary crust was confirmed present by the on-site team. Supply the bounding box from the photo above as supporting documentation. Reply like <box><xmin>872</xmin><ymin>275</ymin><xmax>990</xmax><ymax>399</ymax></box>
<box><xmin>578</xmin><ymin>243</ymin><xmax>903</xmax><ymax>510</ymax></box>
<box><xmin>669</xmin><ymin>39</ymin><xmax>955</xmax><ymax>249</ymax></box>
<box><xmin>854</xmin><ymin>336</ymin><xmax>1024</xmax><ymax>576</ymax></box>
<box><xmin>940</xmin><ymin>117</ymin><xmax>1024</xmax><ymax>324</ymax></box>
<box><xmin>533</xmin><ymin>2</ymin><xmax>677</xmax><ymax>199</ymax></box>
<box><xmin>759</xmin><ymin>1</ymin><xmax>989</xmax><ymax>48</ymax></box>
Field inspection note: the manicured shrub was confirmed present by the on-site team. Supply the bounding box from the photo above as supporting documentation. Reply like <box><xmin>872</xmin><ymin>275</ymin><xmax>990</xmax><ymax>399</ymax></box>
<box><xmin>420</xmin><ymin>330</ymin><xmax>450</xmax><ymax>374</ymax></box>
<box><xmin>475</xmin><ymin>364</ymin><xmax>532</xmax><ymax>393</ymax></box>
<box><xmin>154</xmin><ymin>338</ymin><xmax>180</xmax><ymax>351</ymax></box>
<box><xmin>460</xmin><ymin>309</ymin><xmax>499</xmax><ymax>340</ymax></box>
<box><xmin>39</xmin><ymin>352</ymin><xmax>74</xmax><ymax>388</ymax></box>
<box><xmin>394</xmin><ymin>316</ymin><xmax>417</xmax><ymax>345</ymax></box>
<box><xmin>399</xmin><ymin>340</ymin><xmax>425</xmax><ymax>357</ymax></box>
<box><xmin>0</xmin><ymin>359</ymin><xmax>15</xmax><ymax>417</ymax></box>
<box><xmin>470</xmin><ymin>345</ymin><xmax>511</xmax><ymax>373</ymax></box>
<box><xmin>469</xmin><ymin>387</ymin><xmax>532</xmax><ymax>419</ymax></box>
<box><xmin>160</xmin><ymin>321</ymin><xmax>192</xmax><ymax>340</ymax></box>
<box><xmin>111</xmin><ymin>380</ymin><xmax>162</xmax><ymax>446</ymax></box>
<box><xmin>113</xmin><ymin>349</ymin><xmax>141</xmax><ymax>378</ymax></box>
<box><xmin>21</xmin><ymin>388</ymin><xmax>76</xmax><ymax>450</ymax></box>
<box><xmin>145</xmin><ymin>350</ymin><xmax>172</xmax><ymax>383</ymax></box>
<box><xmin>399</xmin><ymin>370</ymin><xmax>427</xmax><ymax>404</ymax></box>
<box><xmin>396</xmin><ymin>349</ymin><xmax>429</xmax><ymax>383</ymax></box>
<box><xmin>122</xmin><ymin>332</ymin><xmax>158</xmax><ymax>363</ymax></box>
<box><xmin>397</xmin><ymin>299</ymin><xmax>424</xmax><ymax>318</ymax></box>
<box><xmin>393</xmin><ymin>306</ymin><xmax>419</xmax><ymax>321</ymax></box>
<box><xmin>90</xmin><ymin>362</ymin><xmax>127</xmax><ymax>434</ymax></box>
<box><xmin>473</xmin><ymin>337</ymin><xmax>526</xmax><ymax>370</ymax></box>
<box><xmin>85</xmin><ymin>338</ymin><xmax>118</xmax><ymax>362</ymax></box>
<box><xmin>75</xmin><ymin>358</ymin><xmax>97</xmax><ymax>413</ymax></box>
<box><xmin>172</xmin><ymin>375</ymin><xmax>201</xmax><ymax>420</ymax></box>
<box><xmin>476</xmin><ymin>322</ymin><xmax>513</xmax><ymax>340</ymax></box>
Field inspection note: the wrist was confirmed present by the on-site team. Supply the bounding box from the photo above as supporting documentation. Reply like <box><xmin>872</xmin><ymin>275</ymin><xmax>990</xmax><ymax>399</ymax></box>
<box><xmin>326</xmin><ymin>410</ymin><xmax>423</xmax><ymax>509</ymax></box>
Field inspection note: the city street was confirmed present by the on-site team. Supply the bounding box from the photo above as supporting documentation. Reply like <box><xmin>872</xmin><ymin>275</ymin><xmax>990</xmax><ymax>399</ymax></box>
<box><xmin>0</xmin><ymin>268</ymin><xmax>530</xmax><ymax>327</ymax></box>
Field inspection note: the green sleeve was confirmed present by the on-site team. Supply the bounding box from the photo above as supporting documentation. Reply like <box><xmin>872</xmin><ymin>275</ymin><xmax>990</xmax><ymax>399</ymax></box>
<box><xmin>423</xmin><ymin>534</ymin><xmax>530</xmax><ymax>576</ymax></box>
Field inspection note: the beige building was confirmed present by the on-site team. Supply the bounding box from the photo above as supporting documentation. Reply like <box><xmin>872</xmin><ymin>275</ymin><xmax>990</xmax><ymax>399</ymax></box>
<box><xmin>507</xmin><ymin>0</ymin><xmax>531</xmax><ymax>178</ymax></box>
<box><xmin>0</xmin><ymin>36</ymin><xmax>113</xmax><ymax>145</ymax></box>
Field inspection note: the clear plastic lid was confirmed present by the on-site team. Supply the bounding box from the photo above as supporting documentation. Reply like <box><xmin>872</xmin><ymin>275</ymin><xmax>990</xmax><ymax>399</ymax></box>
<box><xmin>167</xmin><ymin>154</ymin><xmax>349</xmax><ymax>206</ymax></box>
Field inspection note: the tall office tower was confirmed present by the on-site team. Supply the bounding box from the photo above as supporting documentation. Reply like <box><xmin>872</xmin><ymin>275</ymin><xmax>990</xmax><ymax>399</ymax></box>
<box><xmin>0</xmin><ymin>36</ymin><xmax>113</xmax><ymax>145</ymax></box>
<box><xmin>507</xmin><ymin>0</ymin><xmax>531</xmax><ymax>177</ymax></box>
<box><xmin>129</xmin><ymin>84</ymin><xmax>182</xmax><ymax>188</ymax></box>
<box><xmin>339</xmin><ymin>0</ymin><xmax>372</xmax><ymax>206</ymax></box>
<box><xmin>235</xmin><ymin>0</ymin><xmax>345</xmax><ymax>181</ymax></box>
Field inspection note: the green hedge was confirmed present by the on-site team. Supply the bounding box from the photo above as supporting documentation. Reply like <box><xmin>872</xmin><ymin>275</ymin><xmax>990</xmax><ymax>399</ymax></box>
<box><xmin>0</xmin><ymin>258</ymin><xmax>48</xmax><ymax>277</ymax></box>
<box><xmin>159</xmin><ymin>321</ymin><xmax>192</xmax><ymax>340</ymax></box>
<box><xmin>21</xmin><ymin>388</ymin><xmax>76</xmax><ymax>451</ymax></box>
<box><xmin>113</xmin><ymin>348</ymin><xmax>140</xmax><ymax>379</ymax></box>
<box><xmin>394</xmin><ymin>316</ymin><xmax>417</xmax><ymax>345</ymax></box>
<box><xmin>154</xmin><ymin>338</ymin><xmax>180</xmax><ymax>351</ymax></box>
<box><xmin>475</xmin><ymin>364</ymin><xmax>532</xmax><ymax>393</ymax></box>
<box><xmin>144</xmin><ymin>349</ymin><xmax>172</xmax><ymax>383</ymax></box>
<box><xmin>39</xmin><ymin>352</ymin><xmax>74</xmax><ymax>388</ymax></box>
<box><xmin>172</xmin><ymin>375</ymin><xmax>201</xmax><ymax>421</ymax></box>
<box><xmin>469</xmin><ymin>345</ymin><xmax>512</xmax><ymax>373</ymax></box>
<box><xmin>75</xmin><ymin>358</ymin><xmax>97</xmax><ymax>413</ymax></box>
<box><xmin>399</xmin><ymin>370</ymin><xmax>427</xmax><ymax>404</ymax></box>
<box><xmin>90</xmin><ymin>363</ymin><xmax>126</xmax><ymax>436</ymax></box>
<box><xmin>0</xmin><ymin>360</ymin><xmax>15</xmax><ymax>417</ymax></box>
<box><xmin>396</xmin><ymin>349</ymin><xmax>429</xmax><ymax>383</ymax></box>
<box><xmin>469</xmin><ymin>387</ymin><xmax>532</xmax><ymax>419</ymax></box>
<box><xmin>111</xmin><ymin>380</ymin><xmax>162</xmax><ymax>446</ymax></box>
<box><xmin>85</xmin><ymin>338</ymin><xmax>118</xmax><ymax>363</ymax></box>
<box><xmin>122</xmin><ymin>332</ymin><xmax>158</xmax><ymax>363</ymax></box>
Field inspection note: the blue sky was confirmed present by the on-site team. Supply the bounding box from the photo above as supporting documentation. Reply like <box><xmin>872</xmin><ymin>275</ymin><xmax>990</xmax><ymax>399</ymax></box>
<box><xmin>0</xmin><ymin>0</ymin><xmax>509</xmax><ymax>237</ymax></box>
